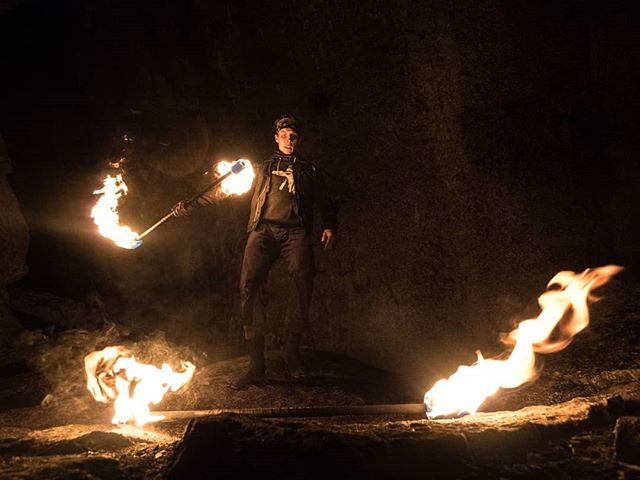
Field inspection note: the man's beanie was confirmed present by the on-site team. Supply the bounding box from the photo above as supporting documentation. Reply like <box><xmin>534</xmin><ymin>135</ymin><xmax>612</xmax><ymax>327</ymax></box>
<box><xmin>275</xmin><ymin>114</ymin><xmax>300</xmax><ymax>134</ymax></box>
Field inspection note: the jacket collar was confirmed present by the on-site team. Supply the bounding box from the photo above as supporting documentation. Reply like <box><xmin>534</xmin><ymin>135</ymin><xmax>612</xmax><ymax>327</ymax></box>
<box><xmin>268</xmin><ymin>150</ymin><xmax>305</xmax><ymax>164</ymax></box>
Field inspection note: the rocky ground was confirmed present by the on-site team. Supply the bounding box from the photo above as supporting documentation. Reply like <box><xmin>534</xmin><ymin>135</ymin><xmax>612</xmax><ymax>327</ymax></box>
<box><xmin>1</xmin><ymin>279</ymin><xmax>640</xmax><ymax>479</ymax></box>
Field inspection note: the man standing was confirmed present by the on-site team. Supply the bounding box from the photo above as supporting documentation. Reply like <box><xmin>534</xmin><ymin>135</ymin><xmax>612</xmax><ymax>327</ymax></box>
<box><xmin>232</xmin><ymin>114</ymin><xmax>337</xmax><ymax>389</ymax></box>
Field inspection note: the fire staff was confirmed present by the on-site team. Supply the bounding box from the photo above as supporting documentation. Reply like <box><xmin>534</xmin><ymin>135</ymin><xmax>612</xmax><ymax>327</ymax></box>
<box><xmin>232</xmin><ymin>115</ymin><xmax>337</xmax><ymax>389</ymax></box>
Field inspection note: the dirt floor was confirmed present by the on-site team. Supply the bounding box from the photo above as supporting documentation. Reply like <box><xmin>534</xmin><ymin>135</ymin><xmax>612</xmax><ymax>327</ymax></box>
<box><xmin>2</xmin><ymin>279</ymin><xmax>640</xmax><ymax>479</ymax></box>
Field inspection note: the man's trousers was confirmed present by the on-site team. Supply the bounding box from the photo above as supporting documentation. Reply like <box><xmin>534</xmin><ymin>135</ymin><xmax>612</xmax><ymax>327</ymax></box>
<box><xmin>239</xmin><ymin>223</ymin><xmax>315</xmax><ymax>339</ymax></box>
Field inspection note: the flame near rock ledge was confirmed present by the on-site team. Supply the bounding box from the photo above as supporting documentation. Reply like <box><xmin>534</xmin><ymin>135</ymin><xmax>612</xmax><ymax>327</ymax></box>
<box><xmin>84</xmin><ymin>346</ymin><xmax>195</xmax><ymax>427</ymax></box>
<box><xmin>424</xmin><ymin>265</ymin><xmax>622</xmax><ymax>419</ymax></box>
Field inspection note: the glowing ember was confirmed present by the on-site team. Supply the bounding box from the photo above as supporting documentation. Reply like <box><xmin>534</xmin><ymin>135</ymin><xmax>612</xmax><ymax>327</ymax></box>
<box><xmin>424</xmin><ymin>265</ymin><xmax>622</xmax><ymax>419</ymax></box>
<box><xmin>215</xmin><ymin>159</ymin><xmax>255</xmax><ymax>197</ymax></box>
<box><xmin>84</xmin><ymin>346</ymin><xmax>195</xmax><ymax>427</ymax></box>
<box><xmin>91</xmin><ymin>174</ymin><xmax>142</xmax><ymax>249</ymax></box>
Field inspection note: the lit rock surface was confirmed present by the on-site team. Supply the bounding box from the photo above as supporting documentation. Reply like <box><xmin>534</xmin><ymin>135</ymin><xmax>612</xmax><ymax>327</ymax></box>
<box><xmin>0</xmin><ymin>424</ymin><xmax>175</xmax><ymax>480</ymax></box>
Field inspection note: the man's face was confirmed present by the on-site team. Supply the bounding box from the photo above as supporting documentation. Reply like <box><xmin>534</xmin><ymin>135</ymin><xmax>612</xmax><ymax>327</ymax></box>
<box><xmin>275</xmin><ymin>128</ymin><xmax>299</xmax><ymax>155</ymax></box>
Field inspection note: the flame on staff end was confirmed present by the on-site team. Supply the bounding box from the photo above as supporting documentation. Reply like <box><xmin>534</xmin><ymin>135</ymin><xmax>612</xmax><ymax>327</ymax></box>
<box><xmin>424</xmin><ymin>265</ymin><xmax>622</xmax><ymax>419</ymax></box>
<box><xmin>215</xmin><ymin>159</ymin><xmax>255</xmax><ymax>198</ymax></box>
<box><xmin>91</xmin><ymin>174</ymin><xmax>142</xmax><ymax>249</ymax></box>
<box><xmin>84</xmin><ymin>346</ymin><xmax>195</xmax><ymax>427</ymax></box>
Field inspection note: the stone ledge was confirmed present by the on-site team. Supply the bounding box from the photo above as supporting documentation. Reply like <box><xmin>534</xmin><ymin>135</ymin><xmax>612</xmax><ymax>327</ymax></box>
<box><xmin>167</xmin><ymin>395</ymin><xmax>621</xmax><ymax>479</ymax></box>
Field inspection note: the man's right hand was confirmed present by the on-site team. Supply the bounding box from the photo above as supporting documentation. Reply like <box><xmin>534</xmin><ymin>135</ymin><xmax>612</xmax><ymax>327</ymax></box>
<box><xmin>171</xmin><ymin>200</ymin><xmax>191</xmax><ymax>217</ymax></box>
<box><xmin>321</xmin><ymin>229</ymin><xmax>335</xmax><ymax>250</ymax></box>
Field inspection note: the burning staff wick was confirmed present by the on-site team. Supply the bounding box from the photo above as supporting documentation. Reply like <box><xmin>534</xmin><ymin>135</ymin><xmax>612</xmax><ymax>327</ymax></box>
<box><xmin>424</xmin><ymin>265</ymin><xmax>622</xmax><ymax>419</ymax></box>
<box><xmin>84</xmin><ymin>346</ymin><xmax>196</xmax><ymax>427</ymax></box>
<box><xmin>136</xmin><ymin>159</ymin><xmax>249</xmax><ymax>242</ymax></box>
<box><xmin>91</xmin><ymin>174</ymin><xmax>142</xmax><ymax>250</ymax></box>
<box><xmin>91</xmin><ymin>159</ymin><xmax>254</xmax><ymax>249</ymax></box>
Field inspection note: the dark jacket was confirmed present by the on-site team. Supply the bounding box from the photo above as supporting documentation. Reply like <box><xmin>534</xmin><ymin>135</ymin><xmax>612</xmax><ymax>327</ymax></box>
<box><xmin>247</xmin><ymin>150</ymin><xmax>337</xmax><ymax>233</ymax></box>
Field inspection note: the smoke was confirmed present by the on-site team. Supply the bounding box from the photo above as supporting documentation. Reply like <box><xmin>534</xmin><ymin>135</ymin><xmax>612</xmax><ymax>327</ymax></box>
<box><xmin>29</xmin><ymin>322</ymin><xmax>203</xmax><ymax>424</ymax></box>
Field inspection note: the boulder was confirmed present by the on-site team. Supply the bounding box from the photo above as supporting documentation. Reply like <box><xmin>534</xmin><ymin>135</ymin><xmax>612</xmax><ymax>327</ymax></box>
<box><xmin>0</xmin><ymin>135</ymin><xmax>30</xmax><ymax>367</ymax></box>
<box><xmin>0</xmin><ymin>135</ymin><xmax>28</xmax><ymax>286</ymax></box>
<box><xmin>167</xmin><ymin>396</ymin><xmax>617</xmax><ymax>479</ymax></box>
<box><xmin>0</xmin><ymin>290</ymin><xmax>29</xmax><ymax>367</ymax></box>
<box><xmin>614</xmin><ymin>416</ymin><xmax>640</xmax><ymax>465</ymax></box>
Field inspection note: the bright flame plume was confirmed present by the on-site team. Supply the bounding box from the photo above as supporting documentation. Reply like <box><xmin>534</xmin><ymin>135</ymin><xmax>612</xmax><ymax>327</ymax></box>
<box><xmin>424</xmin><ymin>265</ymin><xmax>622</xmax><ymax>419</ymax></box>
<box><xmin>84</xmin><ymin>346</ymin><xmax>195</xmax><ymax>427</ymax></box>
<box><xmin>215</xmin><ymin>159</ymin><xmax>255</xmax><ymax>198</ymax></box>
<box><xmin>91</xmin><ymin>174</ymin><xmax>142</xmax><ymax>249</ymax></box>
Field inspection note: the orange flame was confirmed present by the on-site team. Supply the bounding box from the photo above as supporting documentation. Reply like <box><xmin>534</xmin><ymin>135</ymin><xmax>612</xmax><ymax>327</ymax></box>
<box><xmin>84</xmin><ymin>346</ymin><xmax>195</xmax><ymax>427</ymax></box>
<box><xmin>91</xmin><ymin>174</ymin><xmax>142</xmax><ymax>249</ymax></box>
<box><xmin>215</xmin><ymin>159</ymin><xmax>255</xmax><ymax>197</ymax></box>
<box><xmin>424</xmin><ymin>265</ymin><xmax>622</xmax><ymax>419</ymax></box>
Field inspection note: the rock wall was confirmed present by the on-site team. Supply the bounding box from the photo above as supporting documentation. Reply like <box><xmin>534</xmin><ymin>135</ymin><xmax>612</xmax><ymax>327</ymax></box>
<box><xmin>0</xmin><ymin>135</ymin><xmax>30</xmax><ymax>366</ymax></box>
<box><xmin>0</xmin><ymin>1</ymin><xmax>638</xmax><ymax>381</ymax></box>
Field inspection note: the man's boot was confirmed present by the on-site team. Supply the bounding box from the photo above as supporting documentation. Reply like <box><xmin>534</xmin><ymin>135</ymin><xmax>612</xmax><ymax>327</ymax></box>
<box><xmin>283</xmin><ymin>332</ymin><xmax>305</xmax><ymax>380</ymax></box>
<box><xmin>230</xmin><ymin>336</ymin><xmax>266</xmax><ymax>390</ymax></box>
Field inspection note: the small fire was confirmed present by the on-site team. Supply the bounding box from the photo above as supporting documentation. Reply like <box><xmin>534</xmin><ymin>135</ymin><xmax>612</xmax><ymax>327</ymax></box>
<box><xmin>91</xmin><ymin>174</ymin><xmax>142</xmax><ymax>249</ymax></box>
<box><xmin>215</xmin><ymin>159</ymin><xmax>255</xmax><ymax>197</ymax></box>
<box><xmin>424</xmin><ymin>265</ymin><xmax>622</xmax><ymax>419</ymax></box>
<box><xmin>84</xmin><ymin>346</ymin><xmax>195</xmax><ymax>427</ymax></box>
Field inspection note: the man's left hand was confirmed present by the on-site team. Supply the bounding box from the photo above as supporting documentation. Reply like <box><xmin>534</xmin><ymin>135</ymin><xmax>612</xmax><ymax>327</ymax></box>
<box><xmin>321</xmin><ymin>229</ymin><xmax>335</xmax><ymax>250</ymax></box>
